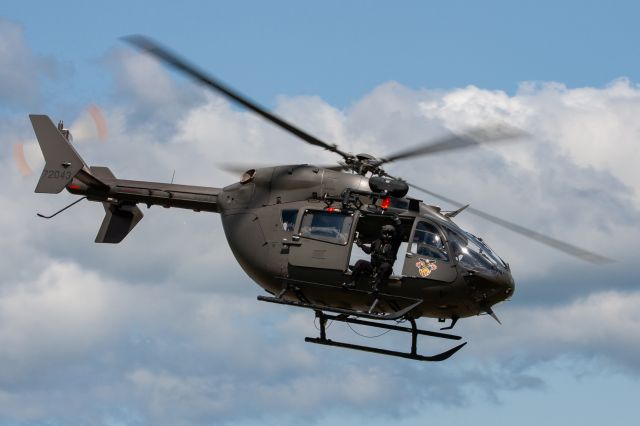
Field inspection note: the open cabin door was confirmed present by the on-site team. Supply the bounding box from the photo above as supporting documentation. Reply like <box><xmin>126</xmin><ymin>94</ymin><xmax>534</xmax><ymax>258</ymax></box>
<box><xmin>288</xmin><ymin>209</ymin><xmax>357</xmax><ymax>276</ymax></box>
<box><xmin>402</xmin><ymin>219</ymin><xmax>457</xmax><ymax>283</ymax></box>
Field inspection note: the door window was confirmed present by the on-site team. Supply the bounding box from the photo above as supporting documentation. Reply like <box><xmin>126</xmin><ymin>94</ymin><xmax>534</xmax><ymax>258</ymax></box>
<box><xmin>299</xmin><ymin>210</ymin><xmax>354</xmax><ymax>245</ymax></box>
<box><xmin>412</xmin><ymin>221</ymin><xmax>449</xmax><ymax>260</ymax></box>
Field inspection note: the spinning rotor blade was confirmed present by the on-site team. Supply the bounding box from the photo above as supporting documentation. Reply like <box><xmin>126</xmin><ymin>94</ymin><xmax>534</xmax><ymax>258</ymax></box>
<box><xmin>218</xmin><ymin>162</ymin><xmax>348</xmax><ymax>178</ymax></box>
<box><xmin>407</xmin><ymin>182</ymin><xmax>613</xmax><ymax>264</ymax></box>
<box><xmin>124</xmin><ymin>35</ymin><xmax>351</xmax><ymax>160</ymax></box>
<box><xmin>218</xmin><ymin>163</ymin><xmax>262</xmax><ymax>176</ymax></box>
<box><xmin>13</xmin><ymin>105</ymin><xmax>108</xmax><ymax>177</ymax></box>
<box><xmin>376</xmin><ymin>124</ymin><xmax>528</xmax><ymax>166</ymax></box>
<box><xmin>13</xmin><ymin>143</ymin><xmax>33</xmax><ymax>176</ymax></box>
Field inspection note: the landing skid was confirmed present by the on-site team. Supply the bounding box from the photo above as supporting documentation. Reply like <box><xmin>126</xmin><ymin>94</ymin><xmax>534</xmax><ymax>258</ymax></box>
<box><xmin>258</xmin><ymin>293</ymin><xmax>467</xmax><ymax>362</ymax></box>
<box><xmin>307</xmin><ymin>311</ymin><xmax>467</xmax><ymax>362</ymax></box>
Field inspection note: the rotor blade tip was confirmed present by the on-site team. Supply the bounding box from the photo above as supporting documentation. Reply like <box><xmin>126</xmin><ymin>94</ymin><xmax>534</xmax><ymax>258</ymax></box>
<box><xmin>122</xmin><ymin>34</ymin><xmax>154</xmax><ymax>51</ymax></box>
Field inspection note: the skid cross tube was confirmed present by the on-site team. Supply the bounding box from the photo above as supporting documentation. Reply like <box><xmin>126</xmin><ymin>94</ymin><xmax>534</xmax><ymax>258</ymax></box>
<box><xmin>321</xmin><ymin>313</ymin><xmax>462</xmax><ymax>340</ymax></box>
<box><xmin>260</xmin><ymin>276</ymin><xmax>424</xmax><ymax>321</ymax></box>
<box><xmin>305</xmin><ymin>311</ymin><xmax>467</xmax><ymax>362</ymax></box>
<box><xmin>258</xmin><ymin>294</ymin><xmax>423</xmax><ymax>321</ymax></box>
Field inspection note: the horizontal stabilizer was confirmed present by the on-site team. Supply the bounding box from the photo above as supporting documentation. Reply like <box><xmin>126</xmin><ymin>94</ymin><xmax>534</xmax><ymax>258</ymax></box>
<box><xmin>90</xmin><ymin>166</ymin><xmax>116</xmax><ymax>181</ymax></box>
<box><xmin>95</xmin><ymin>202</ymin><xmax>143</xmax><ymax>244</ymax></box>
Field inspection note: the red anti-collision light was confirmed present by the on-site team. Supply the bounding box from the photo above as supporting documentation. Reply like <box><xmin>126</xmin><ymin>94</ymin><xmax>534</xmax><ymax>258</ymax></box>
<box><xmin>326</xmin><ymin>207</ymin><xmax>340</xmax><ymax>213</ymax></box>
<box><xmin>68</xmin><ymin>184</ymin><xmax>81</xmax><ymax>190</ymax></box>
<box><xmin>381</xmin><ymin>196</ymin><xmax>391</xmax><ymax>210</ymax></box>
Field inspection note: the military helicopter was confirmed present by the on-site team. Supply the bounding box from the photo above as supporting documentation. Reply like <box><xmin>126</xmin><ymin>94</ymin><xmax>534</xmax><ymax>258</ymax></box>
<box><xmin>29</xmin><ymin>36</ymin><xmax>611</xmax><ymax>362</ymax></box>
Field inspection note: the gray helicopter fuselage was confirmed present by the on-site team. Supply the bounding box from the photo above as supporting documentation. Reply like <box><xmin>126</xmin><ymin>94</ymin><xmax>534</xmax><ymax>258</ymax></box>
<box><xmin>218</xmin><ymin>164</ymin><xmax>515</xmax><ymax>320</ymax></box>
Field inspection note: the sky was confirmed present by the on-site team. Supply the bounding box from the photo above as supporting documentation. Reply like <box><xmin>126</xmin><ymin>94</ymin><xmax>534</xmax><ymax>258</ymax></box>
<box><xmin>1</xmin><ymin>1</ymin><xmax>640</xmax><ymax>425</ymax></box>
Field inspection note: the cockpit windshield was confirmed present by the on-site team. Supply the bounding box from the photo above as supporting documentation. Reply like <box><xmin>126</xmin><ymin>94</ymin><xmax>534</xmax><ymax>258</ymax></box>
<box><xmin>446</xmin><ymin>228</ymin><xmax>507</xmax><ymax>270</ymax></box>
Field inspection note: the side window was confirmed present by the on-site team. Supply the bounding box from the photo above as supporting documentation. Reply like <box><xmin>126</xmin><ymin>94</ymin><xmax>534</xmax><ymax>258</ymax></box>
<box><xmin>281</xmin><ymin>209</ymin><xmax>298</xmax><ymax>232</ymax></box>
<box><xmin>299</xmin><ymin>210</ymin><xmax>354</xmax><ymax>244</ymax></box>
<box><xmin>412</xmin><ymin>221</ymin><xmax>448</xmax><ymax>260</ymax></box>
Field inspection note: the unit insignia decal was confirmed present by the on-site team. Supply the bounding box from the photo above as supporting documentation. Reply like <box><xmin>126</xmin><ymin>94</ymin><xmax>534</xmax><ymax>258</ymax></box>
<box><xmin>415</xmin><ymin>258</ymin><xmax>438</xmax><ymax>277</ymax></box>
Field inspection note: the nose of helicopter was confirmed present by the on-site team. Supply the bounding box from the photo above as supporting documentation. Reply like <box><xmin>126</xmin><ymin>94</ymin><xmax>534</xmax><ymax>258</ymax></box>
<box><xmin>489</xmin><ymin>264</ymin><xmax>515</xmax><ymax>302</ymax></box>
<box><xmin>467</xmin><ymin>266</ymin><xmax>515</xmax><ymax>304</ymax></box>
<box><xmin>485</xmin><ymin>269</ymin><xmax>515</xmax><ymax>307</ymax></box>
<box><xmin>503</xmin><ymin>270</ymin><xmax>515</xmax><ymax>298</ymax></box>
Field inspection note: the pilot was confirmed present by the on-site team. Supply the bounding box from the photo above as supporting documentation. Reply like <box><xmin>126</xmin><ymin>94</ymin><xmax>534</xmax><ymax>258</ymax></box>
<box><xmin>345</xmin><ymin>217</ymin><xmax>403</xmax><ymax>292</ymax></box>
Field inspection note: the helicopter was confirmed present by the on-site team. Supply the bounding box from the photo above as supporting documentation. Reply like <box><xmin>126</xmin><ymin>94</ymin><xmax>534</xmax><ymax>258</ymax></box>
<box><xmin>29</xmin><ymin>36</ymin><xmax>612</xmax><ymax>362</ymax></box>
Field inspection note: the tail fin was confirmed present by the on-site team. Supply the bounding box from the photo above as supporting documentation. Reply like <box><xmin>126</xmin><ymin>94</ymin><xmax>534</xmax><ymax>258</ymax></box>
<box><xmin>30</xmin><ymin>114</ymin><xmax>95</xmax><ymax>193</ymax></box>
<box><xmin>30</xmin><ymin>115</ymin><xmax>143</xmax><ymax>243</ymax></box>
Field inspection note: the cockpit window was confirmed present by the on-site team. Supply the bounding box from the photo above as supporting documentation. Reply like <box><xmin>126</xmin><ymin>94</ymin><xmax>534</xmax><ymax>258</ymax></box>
<box><xmin>468</xmin><ymin>233</ymin><xmax>507</xmax><ymax>268</ymax></box>
<box><xmin>299</xmin><ymin>210</ymin><xmax>354</xmax><ymax>245</ymax></box>
<box><xmin>281</xmin><ymin>209</ymin><xmax>298</xmax><ymax>232</ymax></box>
<box><xmin>412</xmin><ymin>221</ymin><xmax>448</xmax><ymax>260</ymax></box>
<box><xmin>446</xmin><ymin>228</ymin><xmax>506</xmax><ymax>270</ymax></box>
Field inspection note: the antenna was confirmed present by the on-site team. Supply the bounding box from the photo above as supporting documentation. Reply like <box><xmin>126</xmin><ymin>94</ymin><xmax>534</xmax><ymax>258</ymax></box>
<box><xmin>445</xmin><ymin>204</ymin><xmax>470</xmax><ymax>218</ymax></box>
<box><xmin>37</xmin><ymin>197</ymin><xmax>87</xmax><ymax>219</ymax></box>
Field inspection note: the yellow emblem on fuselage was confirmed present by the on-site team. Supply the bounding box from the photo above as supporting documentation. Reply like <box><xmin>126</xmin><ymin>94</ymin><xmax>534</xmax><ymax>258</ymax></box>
<box><xmin>415</xmin><ymin>258</ymin><xmax>438</xmax><ymax>277</ymax></box>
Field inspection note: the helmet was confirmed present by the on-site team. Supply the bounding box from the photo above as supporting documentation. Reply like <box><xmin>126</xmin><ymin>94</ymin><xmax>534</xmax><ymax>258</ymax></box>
<box><xmin>381</xmin><ymin>224</ymin><xmax>396</xmax><ymax>239</ymax></box>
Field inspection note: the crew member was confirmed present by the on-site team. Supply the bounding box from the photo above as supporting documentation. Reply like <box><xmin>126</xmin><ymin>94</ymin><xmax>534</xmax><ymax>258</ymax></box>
<box><xmin>345</xmin><ymin>216</ymin><xmax>404</xmax><ymax>292</ymax></box>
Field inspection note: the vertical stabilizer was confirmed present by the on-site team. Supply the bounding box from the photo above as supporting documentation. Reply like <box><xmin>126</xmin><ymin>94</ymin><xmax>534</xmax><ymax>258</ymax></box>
<box><xmin>30</xmin><ymin>114</ymin><xmax>87</xmax><ymax>193</ymax></box>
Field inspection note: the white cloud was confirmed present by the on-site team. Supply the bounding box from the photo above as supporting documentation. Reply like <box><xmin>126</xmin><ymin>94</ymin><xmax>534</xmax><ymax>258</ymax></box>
<box><xmin>0</xmin><ymin>262</ymin><xmax>117</xmax><ymax>360</ymax></box>
<box><xmin>0</xmin><ymin>19</ymin><xmax>59</xmax><ymax>108</ymax></box>
<box><xmin>110</xmin><ymin>49</ymin><xmax>181</xmax><ymax>107</ymax></box>
<box><xmin>421</xmin><ymin>80</ymin><xmax>640</xmax><ymax>207</ymax></box>
<box><xmin>466</xmin><ymin>289</ymin><xmax>640</xmax><ymax>370</ymax></box>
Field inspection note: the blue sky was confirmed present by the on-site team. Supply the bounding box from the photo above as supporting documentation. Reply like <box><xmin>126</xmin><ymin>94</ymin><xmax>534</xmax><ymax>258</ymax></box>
<box><xmin>2</xmin><ymin>2</ymin><xmax>640</xmax><ymax>425</ymax></box>
<box><xmin>4</xmin><ymin>0</ymin><xmax>640</xmax><ymax>107</ymax></box>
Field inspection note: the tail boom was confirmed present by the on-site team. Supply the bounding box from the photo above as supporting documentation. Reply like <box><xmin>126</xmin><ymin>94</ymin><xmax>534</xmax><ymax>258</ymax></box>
<box><xmin>30</xmin><ymin>114</ymin><xmax>221</xmax><ymax>243</ymax></box>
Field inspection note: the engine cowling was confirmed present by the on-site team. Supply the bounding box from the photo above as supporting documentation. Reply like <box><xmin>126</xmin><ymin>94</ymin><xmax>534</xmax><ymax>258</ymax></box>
<box><xmin>368</xmin><ymin>176</ymin><xmax>409</xmax><ymax>197</ymax></box>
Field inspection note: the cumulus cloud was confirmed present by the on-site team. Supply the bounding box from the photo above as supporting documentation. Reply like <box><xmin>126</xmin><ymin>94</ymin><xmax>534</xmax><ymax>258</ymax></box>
<box><xmin>103</xmin><ymin>47</ymin><xmax>207</xmax><ymax>138</ymax></box>
<box><xmin>461</xmin><ymin>290</ymin><xmax>640</xmax><ymax>372</ymax></box>
<box><xmin>0</xmin><ymin>19</ymin><xmax>59</xmax><ymax>108</ymax></box>
<box><xmin>2</xmin><ymin>45</ymin><xmax>640</xmax><ymax>424</ymax></box>
<box><xmin>423</xmin><ymin>79</ymin><xmax>640</xmax><ymax>206</ymax></box>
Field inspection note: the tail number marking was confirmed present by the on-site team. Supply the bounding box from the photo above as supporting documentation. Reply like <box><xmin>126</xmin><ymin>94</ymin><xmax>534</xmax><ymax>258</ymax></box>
<box><xmin>42</xmin><ymin>169</ymin><xmax>72</xmax><ymax>180</ymax></box>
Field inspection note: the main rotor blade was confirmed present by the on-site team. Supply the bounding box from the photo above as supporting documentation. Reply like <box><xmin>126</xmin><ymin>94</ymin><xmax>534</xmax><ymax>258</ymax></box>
<box><xmin>377</xmin><ymin>124</ymin><xmax>528</xmax><ymax>166</ymax></box>
<box><xmin>124</xmin><ymin>35</ymin><xmax>351</xmax><ymax>160</ymax></box>
<box><xmin>407</xmin><ymin>182</ymin><xmax>613</xmax><ymax>264</ymax></box>
<box><xmin>218</xmin><ymin>162</ymin><xmax>346</xmax><ymax>177</ymax></box>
